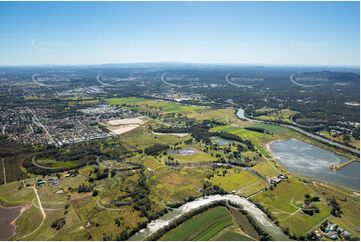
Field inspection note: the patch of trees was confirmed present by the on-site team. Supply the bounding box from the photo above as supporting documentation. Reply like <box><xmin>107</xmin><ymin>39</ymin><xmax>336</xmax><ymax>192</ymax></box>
<box><xmin>51</xmin><ymin>217</ymin><xmax>66</xmax><ymax>230</ymax></box>
<box><xmin>154</xmin><ymin>120</ymin><xmax>222</xmax><ymax>144</ymax></box>
<box><xmin>302</xmin><ymin>194</ymin><xmax>320</xmax><ymax>216</ymax></box>
<box><xmin>202</xmin><ymin>181</ymin><xmax>226</xmax><ymax>196</ymax></box>
<box><xmin>216</xmin><ymin>132</ymin><xmax>243</xmax><ymax>142</ymax></box>
<box><xmin>352</xmin><ymin>127</ymin><xmax>360</xmax><ymax>139</ymax></box>
<box><xmin>77</xmin><ymin>184</ymin><xmax>92</xmax><ymax>193</ymax></box>
<box><xmin>328</xmin><ymin>197</ymin><xmax>342</xmax><ymax>217</ymax></box>
<box><xmin>131</xmin><ymin>169</ymin><xmax>152</xmax><ymax>218</ymax></box>
<box><xmin>144</xmin><ymin>144</ymin><xmax>169</xmax><ymax>156</ymax></box>
<box><xmin>244</xmin><ymin>127</ymin><xmax>267</xmax><ymax>133</ymax></box>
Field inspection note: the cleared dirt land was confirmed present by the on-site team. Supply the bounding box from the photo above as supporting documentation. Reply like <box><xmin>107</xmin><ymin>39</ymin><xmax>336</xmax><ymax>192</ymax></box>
<box><xmin>101</xmin><ymin>117</ymin><xmax>145</xmax><ymax>135</ymax></box>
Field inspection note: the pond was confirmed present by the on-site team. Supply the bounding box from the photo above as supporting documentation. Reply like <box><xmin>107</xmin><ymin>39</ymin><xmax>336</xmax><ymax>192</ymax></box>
<box><xmin>0</xmin><ymin>206</ymin><xmax>22</xmax><ymax>240</ymax></box>
<box><xmin>269</xmin><ymin>139</ymin><xmax>359</xmax><ymax>191</ymax></box>
<box><xmin>210</xmin><ymin>136</ymin><xmax>237</xmax><ymax>145</ymax></box>
<box><xmin>167</xmin><ymin>148</ymin><xmax>199</xmax><ymax>155</ymax></box>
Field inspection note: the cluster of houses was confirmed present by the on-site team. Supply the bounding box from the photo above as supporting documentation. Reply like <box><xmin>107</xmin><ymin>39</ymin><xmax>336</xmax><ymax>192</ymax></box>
<box><xmin>36</xmin><ymin>176</ymin><xmax>59</xmax><ymax>187</ymax></box>
<box><xmin>266</xmin><ymin>173</ymin><xmax>287</xmax><ymax>188</ymax></box>
<box><xmin>314</xmin><ymin>220</ymin><xmax>352</xmax><ymax>240</ymax></box>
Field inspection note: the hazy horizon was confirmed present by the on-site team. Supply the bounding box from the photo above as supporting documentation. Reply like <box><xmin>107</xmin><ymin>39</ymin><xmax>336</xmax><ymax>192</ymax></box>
<box><xmin>0</xmin><ymin>1</ymin><xmax>359</xmax><ymax>66</ymax></box>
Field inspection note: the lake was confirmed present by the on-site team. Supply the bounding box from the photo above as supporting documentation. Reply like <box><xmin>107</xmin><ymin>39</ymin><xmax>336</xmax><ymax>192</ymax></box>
<box><xmin>167</xmin><ymin>148</ymin><xmax>199</xmax><ymax>155</ymax></box>
<box><xmin>211</xmin><ymin>136</ymin><xmax>238</xmax><ymax>145</ymax></box>
<box><xmin>269</xmin><ymin>139</ymin><xmax>359</xmax><ymax>191</ymax></box>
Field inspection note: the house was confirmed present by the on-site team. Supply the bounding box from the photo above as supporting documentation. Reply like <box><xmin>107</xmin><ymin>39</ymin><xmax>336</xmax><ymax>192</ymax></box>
<box><xmin>48</xmin><ymin>177</ymin><xmax>59</xmax><ymax>185</ymax></box>
<box><xmin>314</xmin><ymin>230</ymin><xmax>323</xmax><ymax>239</ymax></box>
<box><xmin>324</xmin><ymin>231</ymin><xmax>338</xmax><ymax>240</ymax></box>
<box><xmin>341</xmin><ymin>230</ymin><xmax>351</xmax><ymax>239</ymax></box>
<box><xmin>36</xmin><ymin>179</ymin><xmax>46</xmax><ymax>186</ymax></box>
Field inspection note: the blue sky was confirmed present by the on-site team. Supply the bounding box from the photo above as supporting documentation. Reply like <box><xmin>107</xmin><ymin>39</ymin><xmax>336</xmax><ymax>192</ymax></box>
<box><xmin>0</xmin><ymin>1</ymin><xmax>359</xmax><ymax>66</ymax></box>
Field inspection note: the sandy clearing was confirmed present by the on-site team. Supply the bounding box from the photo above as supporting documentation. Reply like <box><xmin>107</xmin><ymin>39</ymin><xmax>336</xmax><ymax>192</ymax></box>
<box><xmin>107</xmin><ymin>124</ymin><xmax>140</xmax><ymax>135</ymax></box>
<box><xmin>101</xmin><ymin>117</ymin><xmax>146</xmax><ymax>135</ymax></box>
<box><xmin>105</xmin><ymin>117</ymin><xmax>145</xmax><ymax>126</ymax></box>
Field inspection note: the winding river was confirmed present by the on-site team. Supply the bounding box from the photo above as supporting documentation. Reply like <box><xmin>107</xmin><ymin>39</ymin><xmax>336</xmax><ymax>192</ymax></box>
<box><xmin>128</xmin><ymin>194</ymin><xmax>288</xmax><ymax>241</ymax></box>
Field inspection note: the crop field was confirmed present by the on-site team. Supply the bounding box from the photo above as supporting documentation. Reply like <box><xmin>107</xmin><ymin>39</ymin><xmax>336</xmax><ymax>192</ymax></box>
<box><xmin>213</xmin><ymin>230</ymin><xmax>252</xmax><ymax>241</ymax></box>
<box><xmin>229</xmin><ymin>208</ymin><xmax>259</xmax><ymax>240</ymax></box>
<box><xmin>159</xmin><ymin>206</ymin><xmax>236</xmax><ymax>241</ymax></box>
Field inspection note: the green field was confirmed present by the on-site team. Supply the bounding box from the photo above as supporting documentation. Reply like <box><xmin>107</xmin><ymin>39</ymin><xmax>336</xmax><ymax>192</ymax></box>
<box><xmin>210</xmin><ymin>169</ymin><xmax>264</xmax><ymax>193</ymax></box>
<box><xmin>160</xmin><ymin>206</ymin><xmax>243</xmax><ymax>241</ymax></box>
<box><xmin>36</xmin><ymin>158</ymin><xmax>81</xmax><ymax>169</ymax></box>
<box><xmin>106</xmin><ymin>97</ymin><xmax>202</xmax><ymax>114</ymax></box>
<box><xmin>214</xmin><ymin>230</ymin><xmax>253</xmax><ymax>241</ymax></box>
<box><xmin>256</xmin><ymin>109</ymin><xmax>297</xmax><ymax>124</ymax></box>
<box><xmin>251</xmin><ymin>176</ymin><xmax>340</xmax><ymax>237</ymax></box>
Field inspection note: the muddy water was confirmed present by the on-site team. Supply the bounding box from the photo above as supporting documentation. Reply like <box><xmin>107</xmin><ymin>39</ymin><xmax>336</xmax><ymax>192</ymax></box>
<box><xmin>270</xmin><ymin>139</ymin><xmax>359</xmax><ymax>190</ymax></box>
<box><xmin>0</xmin><ymin>206</ymin><xmax>22</xmax><ymax>240</ymax></box>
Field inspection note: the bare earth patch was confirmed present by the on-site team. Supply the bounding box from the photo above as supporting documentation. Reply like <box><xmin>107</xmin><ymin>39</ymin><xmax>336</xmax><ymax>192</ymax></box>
<box><xmin>101</xmin><ymin>117</ymin><xmax>145</xmax><ymax>135</ymax></box>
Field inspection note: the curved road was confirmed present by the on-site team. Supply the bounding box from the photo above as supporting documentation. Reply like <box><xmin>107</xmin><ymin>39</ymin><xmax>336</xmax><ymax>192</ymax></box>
<box><xmin>237</xmin><ymin>108</ymin><xmax>360</xmax><ymax>155</ymax></box>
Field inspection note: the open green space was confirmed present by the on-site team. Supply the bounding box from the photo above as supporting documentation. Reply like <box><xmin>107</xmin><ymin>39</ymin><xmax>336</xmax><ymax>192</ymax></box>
<box><xmin>210</xmin><ymin>169</ymin><xmax>264</xmax><ymax>193</ymax></box>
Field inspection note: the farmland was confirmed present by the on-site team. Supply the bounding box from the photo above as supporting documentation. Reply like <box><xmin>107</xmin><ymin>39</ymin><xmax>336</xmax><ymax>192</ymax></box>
<box><xmin>159</xmin><ymin>206</ymin><xmax>251</xmax><ymax>241</ymax></box>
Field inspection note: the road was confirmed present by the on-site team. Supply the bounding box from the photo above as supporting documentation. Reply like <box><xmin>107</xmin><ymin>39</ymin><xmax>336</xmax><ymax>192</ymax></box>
<box><xmin>17</xmin><ymin>186</ymin><xmax>46</xmax><ymax>240</ymax></box>
<box><xmin>31</xmin><ymin>156</ymin><xmax>60</xmax><ymax>170</ymax></box>
<box><xmin>2</xmin><ymin>158</ymin><xmax>6</xmax><ymax>184</ymax></box>
<box><xmin>281</xmin><ymin>124</ymin><xmax>360</xmax><ymax>155</ymax></box>
<box><xmin>237</xmin><ymin>108</ymin><xmax>360</xmax><ymax>155</ymax></box>
<box><xmin>27</xmin><ymin>107</ymin><xmax>58</xmax><ymax>147</ymax></box>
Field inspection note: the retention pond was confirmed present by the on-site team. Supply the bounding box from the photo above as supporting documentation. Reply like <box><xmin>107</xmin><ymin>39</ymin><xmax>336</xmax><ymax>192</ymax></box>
<box><xmin>269</xmin><ymin>139</ymin><xmax>359</xmax><ymax>191</ymax></box>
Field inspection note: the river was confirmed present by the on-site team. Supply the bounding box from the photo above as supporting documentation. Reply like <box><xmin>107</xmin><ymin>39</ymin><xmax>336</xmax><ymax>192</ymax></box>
<box><xmin>269</xmin><ymin>139</ymin><xmax>360</xmax><ymax>191</ymax></box>
<box><xmin>236</xmin><ymin>108</ymin><xmax>360</xmax><ymax>155</ymax></box>
<box><xmin>128</xmin><ymin>194</ymin><xmax>288</xmax><ymax>241</ymax></box>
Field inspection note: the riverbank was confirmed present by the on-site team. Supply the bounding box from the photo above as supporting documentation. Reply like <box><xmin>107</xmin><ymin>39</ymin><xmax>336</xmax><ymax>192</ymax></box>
<box><xmin>128</xmin><ymin>194</ymin><xmax>288</xmax><ymax>241</ymax></box>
